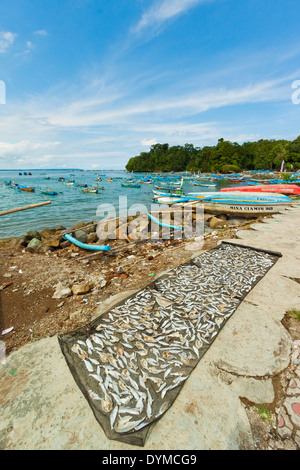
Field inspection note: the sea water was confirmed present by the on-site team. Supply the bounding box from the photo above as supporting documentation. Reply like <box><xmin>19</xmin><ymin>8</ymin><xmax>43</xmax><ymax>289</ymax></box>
<box><xmin>0</xmin><ymin>169</ymin><xmax>217</xmax><ymax>239</ymax></box>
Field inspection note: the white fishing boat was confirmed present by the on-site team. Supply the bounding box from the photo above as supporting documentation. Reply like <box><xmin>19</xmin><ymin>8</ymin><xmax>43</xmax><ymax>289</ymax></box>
<box><xmin>152</xmin><ymin>191</ymin><xmax>294</xmax><ymax>217</ymax></box>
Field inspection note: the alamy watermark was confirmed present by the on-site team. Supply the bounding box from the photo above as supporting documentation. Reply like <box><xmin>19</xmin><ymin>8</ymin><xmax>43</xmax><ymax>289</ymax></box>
<box><xmin>0</xmin><ymin>80</ymin><xmax>6</xmax><ymax>104</ymax></box>
<box><xmin>292</xmin><ymin>80</ymin><xmax>300</xmax><ymax>105</ymax></box>
<box><xmin>95</xmin><ymin>196</ymin><xmax>205</xmax><ymax>246</ymax></box>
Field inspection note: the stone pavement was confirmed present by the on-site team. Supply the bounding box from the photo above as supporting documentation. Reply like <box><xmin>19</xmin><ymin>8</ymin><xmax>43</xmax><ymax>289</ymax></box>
<box><xmin>226</xmin><ymin>204</ymin><xmax>300</xmax><ymax>450</ymax></box>
<box><xmin>0</xmin><ymin>204</ymin><xmax>299</xmax><ymax>450</ymax></box>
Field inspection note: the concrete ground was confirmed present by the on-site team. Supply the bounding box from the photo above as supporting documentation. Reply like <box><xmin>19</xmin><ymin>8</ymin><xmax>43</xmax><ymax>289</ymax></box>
<box><xmin>0</xmin><ymin>204</ymin><xmax>300</xmax><ymax>450</ymax></box>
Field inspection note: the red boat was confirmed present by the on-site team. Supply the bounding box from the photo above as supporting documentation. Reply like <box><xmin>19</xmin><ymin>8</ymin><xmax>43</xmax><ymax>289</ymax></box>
<box><xmin>221</xmin><ymin>184</ymin><xmax>300</xmax><ymax>195</ymax></box>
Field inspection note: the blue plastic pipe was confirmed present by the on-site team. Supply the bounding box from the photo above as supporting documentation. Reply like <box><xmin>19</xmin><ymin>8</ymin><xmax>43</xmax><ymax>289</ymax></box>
<box><xmin>64</xmin><ymin>233</ymin><xmax>111</xmax><ymax>251</ymax></box>
<box><xmin>147</xmin><ymin>213</ymin><xmax>184</xmax><ymax>231</ymax></box>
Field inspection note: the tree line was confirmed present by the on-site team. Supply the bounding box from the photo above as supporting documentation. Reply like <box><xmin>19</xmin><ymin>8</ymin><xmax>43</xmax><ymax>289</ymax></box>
<box><xmin>125</xmin><ymin>136</ymin><xmax>300</xmax><ymax>173</ymax></box>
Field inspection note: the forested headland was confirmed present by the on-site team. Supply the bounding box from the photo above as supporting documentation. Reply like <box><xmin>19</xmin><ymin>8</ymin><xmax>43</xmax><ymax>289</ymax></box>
<box><xmin>125</xmin><ymin>136</ymin><xmax>300</xmax><ymax>173</ymax></box>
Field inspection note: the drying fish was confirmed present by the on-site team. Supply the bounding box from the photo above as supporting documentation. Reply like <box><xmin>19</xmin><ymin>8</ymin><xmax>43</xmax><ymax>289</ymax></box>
<box><xmin>88</xmin><ymin>390</ymin><xmax>101</xmax><ymax>401</ymax></box>
<box><xmin>83</xmin><ymin>359</ymin><xmax>94</xmax><ymax>372</ymax></box>
<box><xmin>110</xmin><ymin>405</ymin><xmax>119</xmax><ymax>430</ymax></box>
<box><xmin>115</xmin><ymin>416</ymin><xmax>146</xmax><ymax>434</ymax></box>
<box><xmin>116</xmin><ymin>345</ymin><xmax>124</xmax><ymax>355</ymax></box>
<box><xmin>101</xmin><ymin>395</ymin><xmax>113</xmax><ymax>413</ymax></box>
<box><xmin>64</xmin><ymin>243</ymin><xmax>277</xmax><ymax>445</ymax></box>
<box><xmin>98</xmin><ymin>352</ymin><xmax>109</xmax><ymax>363</ymax></box>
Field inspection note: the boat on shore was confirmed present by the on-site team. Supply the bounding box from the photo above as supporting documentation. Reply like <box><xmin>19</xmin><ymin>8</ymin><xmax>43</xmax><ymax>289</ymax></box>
<box><xmin>220</xmin><ymin>184</ymin><xmax>300</xmax><ymax>196</ymax></box>
<box><xmin>193</xmin><ymin>182</ymin><xmax>217</xmax><ymax>187</ymax></box>
<box><xmin>152</xmin><ymin>191</ymin><xmax>294</xmax><ymax>216</ymax></box>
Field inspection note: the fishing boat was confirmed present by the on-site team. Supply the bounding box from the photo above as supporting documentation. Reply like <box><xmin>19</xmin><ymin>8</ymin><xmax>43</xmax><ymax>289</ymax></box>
<box><xmin>186</xmin><ymin>191</ymin><xmax>292</xmax><ymax>205</ymax></box>
<box><xmin>153</xmin><ymin>191</ymin><xmax>293</xmax><ymax>217</ymax></box>
<box><xmin>193</xmin><ymin>182</ymin><xmax>217</xmax><ymax>187</ymax></box>
<box><xmin>153</xmin><ymin>189</ymin><xmax>185</xmax><ymax>198</ymax></box>
<box><xmin>121</xmin><ymin>182</ymin><xmax>141</xmax><ymax>188</ymax></box>
<box><xmin>39</xmin><ymin>189</ymin><xmax>58</xmax><ymax>196</ymax></box>
<box><xmin>220</xmin><ymin>184</ymin><xmax>300</xmax><ymax>196</ymax></box>
<box><xmin>81</xmin><ymin>188</ymin><xmax>98</xmax><ymax>193</ymax></box>
<box><xmin>18</xmin><ymin>185</ymin><xmax>35</xmax><ymax>192</ymax></box>
<box><xmin>228</xmin><ymin>178</ymin><xmax>245</xmax><ymax>183</ymax></box>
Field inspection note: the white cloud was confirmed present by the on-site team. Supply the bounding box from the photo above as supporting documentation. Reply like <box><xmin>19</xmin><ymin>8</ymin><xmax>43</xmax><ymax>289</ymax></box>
<box><xmin>0</xmin><ymin>31</ymin><xmax>17</xmax><ymax>53</ymax></box>
<box><xmin>141</xmin><ymin>138</ymin><xmax>157</xmax><ymax>146</ymax></box>
<box><xmin>0</xmin><ymin>140</ymin><xmax>61</xmax><ymax>157</ymax></box>
<box><xmin>133</xmin><ymin>0</ymin><xmax>212</xmax><ymax>33</ymax></box>
<box><xmin>34</xmin><ymin>30</ymin><xmax>48</xmax><ymax>36</ymax></box>
<box><xmin>43</xmin><ymin>77</ymin><xmax>290</xmax><ymax>128</ymax></box>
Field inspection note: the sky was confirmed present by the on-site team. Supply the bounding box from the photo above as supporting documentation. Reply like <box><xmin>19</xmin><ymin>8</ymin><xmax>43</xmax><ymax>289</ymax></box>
<box><xmin>0</xmin><ymin>0</ymin><xmax>299</xmax><ymax>170</ymax></box>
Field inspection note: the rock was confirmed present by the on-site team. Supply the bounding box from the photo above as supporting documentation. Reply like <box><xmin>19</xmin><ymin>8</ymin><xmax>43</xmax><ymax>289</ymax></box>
<box><xmin>36</xmin><ymin>245</ymin><xmax>55</xmax><ymax>254</ymax></box>
<box><xmin>209</xmin><ymin>217</ymin><xmax>228</xmax><ymax>229</ymax></box>
<box><xmin>52</xmin><ymin>284</ymin><xmax>72</xmax><ymax>299</ymax></box>
<box><xmin>60</xmin><ymin>240</ymin><xmax>71</xmax><ymax>249</ymax></box>
<box><xmin>227</xmin><ymin>217</ymin><xmax>246</xmax><ymax>226</ymax></box>
<box><xmin>74</xmin><ymin>230</ymin><xmax>88</xmax><ymax>244</ymax></box>
<box><xmin>43</xmin><ymin>236</ymin><xmax>61</xmax><ymax>248</ymax></box>
<box><xmin>27</xmin><ymin>238</ymin><xmax>43</xmax><ymax>249</ymax></box>
<box><xmin>40</xmin><ymin>228</ymin><xmax>61</xmax><ymax>247</ymax></box>
<box><xmin>96</xmin><ymin>238</ymin><xmax>109</xmax><ymax>245</ymax></box>
<box><xmin>86</xmin><ymin>232</ymin><xmax>98</xmax><ymax>244</ymax></box>
<box><xmin>3</xmin><ymin>273</ymin><xmax>12</xmax><ymax>278</ymax></box>
<box><xmin>40</xmin><ymin>228</ymin><xmax>56</xmax><ymax>239</ymax></box>
<box><xmin>23</xmin><ymin>230</ymin><xmax>41</xmax><ymax>242</ymax></box>
<box><xmin>83</xmin><ymin>224</ymin><xmax>97</xmax><ymax>234</ymax></box>
<box><xmin>68</xmin><ymin>221</ymin><xmax>86</xmax><ymax>231</ymax></box>
<box><xmin>7</xmin><ymin>237</ymin><xmax>26</xmax><ymax>250</ymax></box>
<box><xmin>71</xmin><ymin>282</ymin><xmax>91</xmax><ymax>295</ymax></box>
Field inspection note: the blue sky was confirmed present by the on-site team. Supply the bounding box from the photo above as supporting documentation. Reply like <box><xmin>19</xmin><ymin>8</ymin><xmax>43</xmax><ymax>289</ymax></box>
<box><xmin>0</xmin><ymin>0</ymin><xmax>299</xmax><ymax>169</ymax></box>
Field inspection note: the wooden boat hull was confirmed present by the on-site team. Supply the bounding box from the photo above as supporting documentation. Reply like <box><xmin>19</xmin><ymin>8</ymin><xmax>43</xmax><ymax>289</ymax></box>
<box><xmin>186</xmin><ymin>191</ymin><xmax>292</xmax><ymax>204</ymax></box>
<box><xmin>202</xmin><ymin>202</ymin><xmax>290</xmax><ymax>218</ymax></box>
<box><xmin>19</xmin><ymin>187</ymin><xmax>35</xmax><ymax>192</ymax></box>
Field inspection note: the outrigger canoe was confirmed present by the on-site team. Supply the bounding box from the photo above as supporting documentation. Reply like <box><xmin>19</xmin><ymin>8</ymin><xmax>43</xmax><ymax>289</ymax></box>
<box><xmin>121</xmin><ymin>182</ymin><xmax>141</xmax><ymax>188</ymax></box>
<box><xmin>220</xmin><ymin>184</ymin><xmax>300</xmax><ymax>196</ymax></box>
<box><xmin>39</xmin><ymin>189</ymin><xmax>58</xmax><ymax>196</ymax></box>
<box><xmin>185</xmin><ymin>191</ymin><xmax>293</xmax><ymax>204</ymax></box>
<box><xmin>81</xmin><ymin>188</ymin><xmax>98</xmax><ymax>193</ymax></box>
<box><xmin>153</xmin><ymin>191</ymin><xmax>294</xmax><ymax>217</ymax></box>
<box><xmin>18</xmin><ymin>185</ymin><xmax>35</xmax><ymax>192</ymax></box>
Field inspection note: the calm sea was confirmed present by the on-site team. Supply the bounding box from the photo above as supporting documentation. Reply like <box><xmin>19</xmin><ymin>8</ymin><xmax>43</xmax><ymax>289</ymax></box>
<box><xmin>0</xmin><ymin>169</ymin><xmax>220</xmax><ymax>239</ymax></box>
